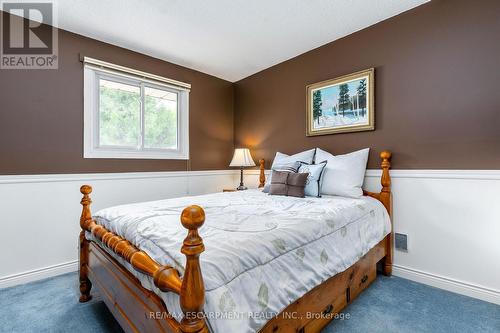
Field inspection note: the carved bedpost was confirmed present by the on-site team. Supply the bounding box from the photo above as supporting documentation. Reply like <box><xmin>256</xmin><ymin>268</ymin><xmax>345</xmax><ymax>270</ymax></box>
<box><xmin>179</xmin><ymin>206</ymin><xmax>208</xmax><ymax>333</ymax></box>
<box><xmin>79</xmin><ymin>185</ymin><xmax>93</xmax><ymax>302</ymax></box>
<box><xmin>379</xmin><ymin>151</ymin><xmax>393</xmax><ymax>276</ymax></box>
<box><xmin>259</xmin><ymin>159</ymin><xmax>266</xmax><ymax>188</ymax></box>
<box><xmin>78</xmin><ymin>186</ymin><xmax>184</xmax><ymax>299</ymax></box>
<box><xmin>379</xmin><ymin>151</ymin><xmax>392</xmax><ymax>213</ymax></box>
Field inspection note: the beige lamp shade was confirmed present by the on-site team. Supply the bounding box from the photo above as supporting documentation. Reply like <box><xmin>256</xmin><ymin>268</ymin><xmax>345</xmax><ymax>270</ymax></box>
<box><xmin>229</xmin><ymin>148</ymin><xmax>256</xmax><ymax>167</ymax></box>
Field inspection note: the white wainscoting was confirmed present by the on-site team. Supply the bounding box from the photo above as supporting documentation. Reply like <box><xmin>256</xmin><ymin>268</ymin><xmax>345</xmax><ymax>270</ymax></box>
<box><xmin>1</xmin><ymin>169</ymin><xmax>499</xmax><ymax>306</ymax></box>
<box><xmin>0</xmin><ymin>170</ymin><xmax>238</xmax><ymax>288</ymax></box>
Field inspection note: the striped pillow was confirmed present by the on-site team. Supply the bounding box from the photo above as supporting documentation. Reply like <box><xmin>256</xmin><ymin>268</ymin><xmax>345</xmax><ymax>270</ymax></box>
<box><xmin>263</xmin><ymin>149</ymin><xmax>316</xmax><ymax>193</ymax></box>
<box><xmin>263</xmin><ymin>160</ymin><xmax>301</xmax><ymax>193</ymax></box>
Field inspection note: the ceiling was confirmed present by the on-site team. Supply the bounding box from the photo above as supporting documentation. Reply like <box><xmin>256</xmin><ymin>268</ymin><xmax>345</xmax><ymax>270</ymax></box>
<box><xmin>47</xmin><ymin>0</ymin><xmax>429</xmax><ymax>82</ymax></box>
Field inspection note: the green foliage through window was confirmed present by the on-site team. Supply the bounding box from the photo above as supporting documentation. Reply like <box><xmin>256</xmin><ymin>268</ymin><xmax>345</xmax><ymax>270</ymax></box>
<box><xmin>99</xmin><ymin>80</ymin><xmax>140</xmax><ymax>147</ymax></box>
<box><xmin>144</xmin><ymin>87</ymin><xmax>177</xmax><ymax>149</ymax></box>
<box><xmin>98</xmin><ymin>78</ymin><xmax>178</xmax><ymax>150</ymax></box>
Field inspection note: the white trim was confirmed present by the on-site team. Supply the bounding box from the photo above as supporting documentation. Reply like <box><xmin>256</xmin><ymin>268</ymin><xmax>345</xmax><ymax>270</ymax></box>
<box><xmin>0</xmin><ymin>170</ymin><xmax>238</xmax><ymax>184</ymax></box>
<box><xmin>365</xmin><ymin>169</ymin><xmax>500</xmax><ymax>180</ymax></box>
<box><xmin>83</xmin><ymin>57</ymin><xmax>191</xmax><ymax>90</ymax></box>
<box><xmin>393</xmin><ymin>265</ymin><xmax>500</xmax><ymax>305</ymax></box>
<box><xmin>3</xmin><ymin>169</ymin><xmax>497</xmax><ymax>185</ymax></box>
<box><xmin>0</xmin><ymin>261</ymin><xmax>78</xmax><ymax>289</ymax></box>
<box><xmin>247</xmin><ymin>169</ymin><xmax>500</xmax><ymax>180</ymax></box>
<box><xmin>83</xmin><ymin>149</ymin><xmax>190</xmax><ymax>160</ymax></box>
<box><xmin>246</xmin><ymin>169</ymin><xmax>271</xmax><ymax>175</ymax></box>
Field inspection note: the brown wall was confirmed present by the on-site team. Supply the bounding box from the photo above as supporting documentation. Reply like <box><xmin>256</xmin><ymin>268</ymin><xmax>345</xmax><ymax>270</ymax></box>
<box><xmin>0</xmin><ymin>16</ymin><xmax>234</xmax><ymax>174</ymax></box>
<box><xmin>2</xmin><ymin>0</ymin><xmax>499</xmax><ymax>175</ymax></box>
<box><xmin>234</xmin><ymin>0</ymin><xmax>500</xmax><ymax>169</ymax></box>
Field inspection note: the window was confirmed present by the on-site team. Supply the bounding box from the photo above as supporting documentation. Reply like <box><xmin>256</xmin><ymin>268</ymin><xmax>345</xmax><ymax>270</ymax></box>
<box><xmin>83</xmin><ymin>58</ymin><xmax>190</xmax><ymax>159</ymax></box>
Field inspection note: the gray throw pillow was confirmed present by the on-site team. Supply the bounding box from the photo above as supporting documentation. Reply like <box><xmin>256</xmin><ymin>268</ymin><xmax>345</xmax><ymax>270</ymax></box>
<box><xmin>269</xmin><ymin>170</ymin><xmax>308</xmax><ymax>198</ymax></box>
<box><xmin>268</xmin><ymin>170</ymin><xmax>288</xmax><ymax>196</ymax></box>
<box><xmin>263</xmin><ymin>160</ymin><xmax>301</xmax><ymax>193</ymax></box>
<box><xmin>262</xmin><ymin>149</ymin><xmax>316</xmax><ymax>193</ymax></box>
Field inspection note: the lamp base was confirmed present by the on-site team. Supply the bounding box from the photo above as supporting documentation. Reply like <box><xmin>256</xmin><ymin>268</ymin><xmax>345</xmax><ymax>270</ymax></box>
<box><xmin>236</xmin><ymin>167</ymin><xmax>248</xmax><ymax>191</ymax></box>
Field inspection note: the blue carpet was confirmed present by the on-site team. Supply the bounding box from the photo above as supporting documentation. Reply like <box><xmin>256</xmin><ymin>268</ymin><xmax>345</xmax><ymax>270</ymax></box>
<box><xmin>0</xmin><ymin>273</ymin><xmax>498</xmax><ymax>332</ymax></box>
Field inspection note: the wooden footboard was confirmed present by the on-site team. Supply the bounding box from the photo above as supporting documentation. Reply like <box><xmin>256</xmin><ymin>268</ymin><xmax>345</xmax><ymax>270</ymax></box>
<box><xmin>78</xmin><ymin>150</ymin><xmax>392</xmax><ymax>333</ymax></box>
<box><xmin>88</xmin><ymin>241</ymin><xmax>180</xmax><ymax>332</ymax></box>
<box><xmin>79</xmin><ymin>186</ymin><xmax>208</xmax><ymax>333</ymax></box>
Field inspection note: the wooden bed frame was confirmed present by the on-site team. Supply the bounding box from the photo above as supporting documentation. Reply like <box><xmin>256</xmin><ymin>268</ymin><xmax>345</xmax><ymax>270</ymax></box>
<box><xmin>78</xmin><ymin>151</ymin><xmax>393</xmax><ymax>333</ymax></box>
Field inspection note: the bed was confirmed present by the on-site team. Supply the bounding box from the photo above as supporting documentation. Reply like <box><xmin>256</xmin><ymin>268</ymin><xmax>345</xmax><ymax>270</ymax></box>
<box><xmin>78</xmin><ymin>151</ymin><xmax>393</xmax><ymax>333</ymax></box>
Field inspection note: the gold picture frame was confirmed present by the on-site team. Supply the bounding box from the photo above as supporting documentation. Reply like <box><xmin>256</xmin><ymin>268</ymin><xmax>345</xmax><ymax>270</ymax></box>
<box><xmin>306</xmin><ymin>68</ymin><xmax>374</xmax><ymax>136</ymax></box>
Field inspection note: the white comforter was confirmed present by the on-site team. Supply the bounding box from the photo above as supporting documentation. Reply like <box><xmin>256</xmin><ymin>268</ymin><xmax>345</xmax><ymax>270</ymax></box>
<box><xmin>90</xmin><ymin>189</ymin><xmax>391</xmax><ymax>333</ymax></box>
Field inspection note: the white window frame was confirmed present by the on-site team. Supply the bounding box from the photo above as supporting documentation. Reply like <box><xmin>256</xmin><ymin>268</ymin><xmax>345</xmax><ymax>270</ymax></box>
<box><xmin>83</xmin><ymin>57</ymin><xmax>190</xmax><ymax>160</ymax></box>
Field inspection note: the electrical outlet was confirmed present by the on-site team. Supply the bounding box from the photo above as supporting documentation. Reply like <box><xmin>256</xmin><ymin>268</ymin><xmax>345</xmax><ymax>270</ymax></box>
<box><xmin>395</xmin><ymin>233</ymin><xmax>408</xmax><ymax>252</ymax></box>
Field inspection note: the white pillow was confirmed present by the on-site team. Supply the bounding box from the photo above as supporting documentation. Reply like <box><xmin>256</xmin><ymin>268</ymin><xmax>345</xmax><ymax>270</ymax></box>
<box><xmin>316</xmin><ymin>148</ymin><xmax>369</xmax><ymax>198</ymax></box>
<box><xmin>263</xmin><ymin>149</ymin><xmax>316</xmax><ymax>192</ymax></box>
<box><xmin>274</xmin><ymin>149</ymin><xmax>316</xmax><ymax>166</ymax></box>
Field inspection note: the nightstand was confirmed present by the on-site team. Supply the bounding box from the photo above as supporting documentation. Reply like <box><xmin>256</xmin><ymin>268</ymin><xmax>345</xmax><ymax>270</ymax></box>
<box><xmin>223</xmin><ymin>189</ymin><xmax>237</xmax><ymax>192</ymax></box>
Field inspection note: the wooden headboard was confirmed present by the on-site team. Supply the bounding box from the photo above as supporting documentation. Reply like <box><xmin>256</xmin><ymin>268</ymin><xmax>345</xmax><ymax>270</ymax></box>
<box><xmin>258</xmin><ymin>159</ymin><xmax>266</xmax><ymax>188</ymax></box>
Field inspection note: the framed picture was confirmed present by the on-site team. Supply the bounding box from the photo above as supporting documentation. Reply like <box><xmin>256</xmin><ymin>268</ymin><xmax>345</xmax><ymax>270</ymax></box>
<box><xmin>306</xmin><ymin>68</ymin><xmax>374</xmax><ymax>136</ymax></box>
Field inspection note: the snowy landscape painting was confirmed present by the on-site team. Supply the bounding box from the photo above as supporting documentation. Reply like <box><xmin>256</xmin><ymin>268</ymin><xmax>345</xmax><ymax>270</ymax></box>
<box><xmin>306</xmin><ymin>68</ymin><xmax>374</xmax><ymax>136</ymax></box>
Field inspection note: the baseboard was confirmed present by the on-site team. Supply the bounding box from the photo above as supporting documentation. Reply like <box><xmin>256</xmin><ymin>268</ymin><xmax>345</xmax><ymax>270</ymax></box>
<box><xmin>392</xmin><ymin>265</ymin><xmax>500</xmax><ymax>305</ymax></box>
<box><xmin>0</xmin><ymin>261</ymin><xmax>78</xmax><ymax>289</ymax></box>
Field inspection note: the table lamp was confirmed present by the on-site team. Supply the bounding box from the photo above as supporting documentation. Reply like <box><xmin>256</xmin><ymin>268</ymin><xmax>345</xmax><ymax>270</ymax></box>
<box><xmin>229</xmin><ymin>148</ymin><xmax>256</xmax><ymax>190</ymax></box>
